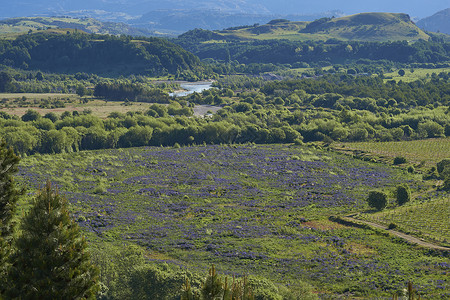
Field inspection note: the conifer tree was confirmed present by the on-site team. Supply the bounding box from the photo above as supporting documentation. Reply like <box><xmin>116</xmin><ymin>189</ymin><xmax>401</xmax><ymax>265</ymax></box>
<box><xmin>181</xmin><ymin>265</ymin><xmax>254</xmax><ymax>300</ymax></box>
<box><xmin>7</xmin><ymin>181</ymin><xmax>99</xmax><ymax>299</ymax></box>
<box><xmin>0</xmin><ymin>139</ymin><xmax>21</xmax><ymax>294</ymax></box>
<box><xmin>201</xmin><ymin>264</ymin><xmax>223</xmax><ymax>300</ymax></box>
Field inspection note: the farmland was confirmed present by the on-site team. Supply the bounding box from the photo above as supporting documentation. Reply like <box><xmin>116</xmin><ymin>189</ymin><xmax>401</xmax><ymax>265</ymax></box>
<box><xmin>334</xmin><ymin>138</ymin><xmax>450</xmax><ymax>168</ymax></box>
<box><xmin>358</xmin><ymin>196</ymin><xmax>450</xmax><ymax>247</ymax></box>
<box><xmin>16</xmin><ymin>143</ymin><xmax>450</xmax><ymax>298</ymax></box>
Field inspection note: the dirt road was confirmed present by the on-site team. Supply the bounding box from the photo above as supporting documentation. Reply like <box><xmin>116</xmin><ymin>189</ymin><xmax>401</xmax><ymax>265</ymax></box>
<box><xmin>338</xmin><ymin>216</ymin><xmax>450</xmax><ymax>251</ymax></box>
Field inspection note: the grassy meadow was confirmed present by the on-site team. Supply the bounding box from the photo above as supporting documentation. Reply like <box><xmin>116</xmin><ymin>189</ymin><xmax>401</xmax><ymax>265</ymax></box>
<box><xmin>384</xmin><ymin>67</ymin><xmax>450</xmax><ymax>82</ymax></box>
<box><xmin>15</xmin><ymin>143</ymin><xmax>450</xmax><ymax>298</ymax></box>
<box><xmin>336</xmin><ymin>138</ymin><xmax>450</xmax><ymax>168</ymax></box>
<box><xmin>358</xmin><ymin>196</ymin><xmax>449</xmax><ymax>247</ymax></box>
<box><xmin>0</xmin><ymin>94</ymin><xmax>154</xmax><ymax>118</ymax></box>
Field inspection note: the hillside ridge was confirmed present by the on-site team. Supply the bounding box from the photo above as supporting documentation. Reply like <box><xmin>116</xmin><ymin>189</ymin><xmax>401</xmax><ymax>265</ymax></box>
<box><xmin>199</xmin><ymin>12</ymin><xmax>431</xmax><ymax>42</ymax></box>
<box><xmin>0</xmin><ymin>16</ymin><xmax>158</xmax><ymax>37</ymax></box>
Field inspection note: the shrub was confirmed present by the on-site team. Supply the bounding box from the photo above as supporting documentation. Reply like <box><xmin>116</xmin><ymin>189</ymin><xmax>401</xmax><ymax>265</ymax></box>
<box><xmin>396</xmin><ymin>185</ymin><xmax>411</xmax><ymax>206</ymax></box>
<box><xmin>393</xmin><ymin>156</ymin><xmax>407</xmax><ymax>165</ymax></box>
<box><xmin>407</xmin><ymin>165</ymin><xmax>415</xmax><ymax>173</ymax></box>
<box><xmin>437</xmin><ymin>159</ymin><xmax>450</xmax><ymax>190</ymax></box>
<box><xmin>367</xmin><ymin>191</ymin><xmax>387</xmax><ymax>210</ymax></box>
<box><xmin>388</xmin><ymin>223</ymin><xmax>397</xmax><ymax>229</ymax></box>
<box><xmin>436</xmin><ymin>159</ymin><xmax>450</xmax><ymax>177</ymax></box>
<box><xmin>418</xmin><ymin>121</ymin><xmax>444</xmax><ymax>138</ymax></box>
<box><xmin>445</xmin><ymin>124</ymin><xmax>450</xmax><ymax>137</ymax></box>
<box><xmin>21</xmin><ymin>109</ymin><xmax>41</xmax><ymax>122</ymax></box>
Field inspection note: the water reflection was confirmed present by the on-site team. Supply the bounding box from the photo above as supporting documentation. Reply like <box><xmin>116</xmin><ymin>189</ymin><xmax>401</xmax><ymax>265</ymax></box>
<box><xmin>169</xmin><ymin>81</ymin><xmax>213</xmax><ymax>97</ymax></box>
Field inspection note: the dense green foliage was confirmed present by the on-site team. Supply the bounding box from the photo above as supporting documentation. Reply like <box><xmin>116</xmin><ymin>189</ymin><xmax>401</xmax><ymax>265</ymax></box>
<box><xmin>1</xmin><ymin>71</ymin><xmax>449</xmax><ymax>155</ymax></box>
<box><xmin>0</xmin><ymin>68</ymin><xmax>182</xmax><ymax>95</ymax></box>
<box><xmin>367</xmin><ymin>191</ymin><xmax>388</xmax><ymax>210</ymax></box>
<box><xmin>437</xmin><ymin>158</ymin><xmax>450</xmax><ymax>190</ymax></box>
<box><xmin>94</xmin><ymin>81</ymin><xmax>171</xmax><ymax>102</ymax></box>
<box><xmin>0</xmin><ymin>139</ymin><xmax>21</xmax><ymax>295</ymax></box>
<box><xmin>0</xmin><ymin>32</ymin><xmax>207</xmax><ymax>77</ymax></box>
<box><xmin>396</xmin><ymin>185</ymin><xmax>411</xmax><ymax>205</ymax></box>
<box><xmin>176</xmin><ymin>34</ymin><xmax>450</xmax><ymax>66</ymax></box>
<box><xmin>7</xmin><ymin>182</ymin><xmax>99</xmax><ymax>299</ymax></box>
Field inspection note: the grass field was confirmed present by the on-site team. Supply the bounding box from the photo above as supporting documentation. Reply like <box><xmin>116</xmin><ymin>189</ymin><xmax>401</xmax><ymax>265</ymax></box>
<box><xmin>336</xmin><ymin>138</ymin><xmax>450</xmax><ymax>168</ymax></box>
<box><xmin>359</xmin><ymin>196</ymin><xmax>450</xmax><ymax>247</ymax></box>
<box><xmin>15</xmin><ymin>144</ymin><xmax>449</xmax><ymax>298</ymax></box>
<box><xmin>0</xmin><ymin>94</ymin><xmax>219</xmax><ymax>118</ymax></box>
<box><xmin>0</xmin><ymin>95</ymin><xmax>154</xmax><ymax>118</ymax></box>
<box><xmin>335</xmin><ymin>138</ymin><xmax>450</xmax><ymax>248</ymax></box>
<box><xmin>384</xmin><ymin>67</ymin><xmax>450</xmax><ymax>82</ymax></box>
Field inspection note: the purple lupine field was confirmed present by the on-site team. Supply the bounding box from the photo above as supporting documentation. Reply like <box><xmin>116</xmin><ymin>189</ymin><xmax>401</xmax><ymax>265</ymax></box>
<box><xmin>17</xmin><ymin>144</ymin><xmax>449</xmax><ymax>297</ymax></box>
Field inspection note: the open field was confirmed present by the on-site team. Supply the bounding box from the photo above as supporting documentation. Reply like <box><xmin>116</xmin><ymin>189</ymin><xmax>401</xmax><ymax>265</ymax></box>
<box><xmin>384</xmin><ymin>67</ymin><xmax>450</xmax><ymax>82</ymax></box>
<box><xmin>0</xmin><ymin>96</ymin><xmax>153</xmax><ymax>118</ymax></box>
<box><xmin>16</xmin><ymin>144</ymin><xmax>449</xmax><ymax>298</ymax></box>
<box><xmin>335</xmin><ymin>138</ymin><xmax>450</xmax><ymax>168</ymax></box>
<box><xmin>0</xmin><ymin>92</ymin><xmax>219</xmax><ymax>118</ymax></box>
<box><xmin>358</xmin><ymin>196</ymin><xmax>450</xmax><ymax>247</ymax></box>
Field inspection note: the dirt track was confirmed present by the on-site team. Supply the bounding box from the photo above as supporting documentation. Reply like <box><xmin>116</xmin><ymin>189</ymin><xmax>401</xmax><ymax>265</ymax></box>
<box><xmin>339</xmin><ymin>216</ymin><xmax>450</xmax><ymax>251</ymax></box>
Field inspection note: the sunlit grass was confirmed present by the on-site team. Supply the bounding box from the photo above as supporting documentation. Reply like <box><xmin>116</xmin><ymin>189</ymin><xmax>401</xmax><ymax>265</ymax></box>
<box><xmin>338</xmin><ymin>138</ymin><xmax>450</xmax><ymax>167</ymax></box>
<box><xmin>384</xmin><ymin>67</ymin><xmax>450</xmax><ymax>82</ymax></box>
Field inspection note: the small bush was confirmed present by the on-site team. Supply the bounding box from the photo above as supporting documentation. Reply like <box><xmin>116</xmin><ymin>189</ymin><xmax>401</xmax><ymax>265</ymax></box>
<box><xmin>396</xmin><ymin>185</ymin><xmax>411</xmax><ymax>206</ymax></box>
<box><xmin>393</xmin><ymin>156</ymin><xmax>407</xmax><ymax>165</ymax></box>
<box><xmin>437</xmin><ymin>159</ymin><xmax>450</xmax><ymax>177</ymax></box>
<box><xmin>388</xmin><ymin>223</ymin><xmax>397</xmax><ymax>229</ymax></box>
<box><xmin>367</xmin><ymin>191</ymin><xmax>387</xmax><ymax>211</ymax></box>
<box><xmin>407</xmin><ymin>165</ymin><xmax>415</xmax><ymax>173</ymax></box>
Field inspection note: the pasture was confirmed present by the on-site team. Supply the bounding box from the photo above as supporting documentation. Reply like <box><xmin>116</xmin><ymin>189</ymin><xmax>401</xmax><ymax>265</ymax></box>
<box><xmin>335</xmin><ymin>138</ymin><xmax>450</xmax><ymax>168</ymax></box>
<box><xmin>359</xmin><ymin>196</ymin><xmax>450</xmax><ymax>247</ymax></box>
<box><xmin>383</xmin><ymin>67</ymin><xmax>450</xmax><ymax>82</ymax></box>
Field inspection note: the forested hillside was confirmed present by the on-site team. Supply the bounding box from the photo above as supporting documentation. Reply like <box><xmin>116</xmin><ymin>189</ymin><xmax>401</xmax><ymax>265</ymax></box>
<box><xmin>176</xmin><ymin>33</ymin><xmax>450</xmax><ymax>66</ymax></box>
<box><xmin>0</xmin><ymin>32</ymin><xmax>208</xmax><ymax>77</ymax></box>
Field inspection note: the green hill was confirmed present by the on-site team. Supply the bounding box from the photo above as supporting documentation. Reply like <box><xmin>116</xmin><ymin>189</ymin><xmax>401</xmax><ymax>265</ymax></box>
<box><xmin>0</xmin><ymin>31</ymin><xmax>205</xmax><ymax>77</ymax></box>
<box><xmin>0</xmin><ymin>17</ymin><xmax>157</xmax><ymax>38</ymax></box>
<box><xmin>211</xmin><ymin>12</ymin><xmax>430</xmax><ymax>42</ymax></box>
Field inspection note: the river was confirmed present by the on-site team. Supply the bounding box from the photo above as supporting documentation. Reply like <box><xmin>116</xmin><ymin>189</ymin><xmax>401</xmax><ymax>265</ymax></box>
<box><xmin>169</xmin><ymin>81</ymin><xmax>214</xmax><ymax>97</ymax></box>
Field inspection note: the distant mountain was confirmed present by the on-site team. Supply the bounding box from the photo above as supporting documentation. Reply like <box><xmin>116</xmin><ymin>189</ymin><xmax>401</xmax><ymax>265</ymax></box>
<box><xmin>133</xmin><ymin>10</ymin><xmax>344</xmax><ymax>35</ymax></box>
<box><xmin>2</xmin><ymin>1</ymin><xmax>450</xmax><ymax>37</ymax></box>
<box><xmin>189</xmin><ymin>13</ymin><xmax>430</xmax><ymax>42</ymax></box>
<box><xmin>0</xmin><ymin>17</ymin><xmax>158</xmax><ymax>37</ymax></box>
<box><xmin>1</xmin><ymin>0</ymin><xmax>449</xmax><ymax>20</ymax></box>
<box><xmin>417</xmin><ymin>8</ymin><xmax>450</xmax><ymax>34</ymax></box>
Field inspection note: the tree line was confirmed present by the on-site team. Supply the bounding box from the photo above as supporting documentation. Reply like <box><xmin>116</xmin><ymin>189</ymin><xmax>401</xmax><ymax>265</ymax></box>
<box><xmin>175</xmin><ymin>32</ymin><xmax>450</xmax><ymax>66</ymax></box>
<box><xmin>0</xmin><ymin>31</ymin><xmax>210</xmax><ymax>78</ymax></box>
<box><xmin>0</xmin><ymin>78</ymin><xmax>448</xmax><ymax>156</ymax></box>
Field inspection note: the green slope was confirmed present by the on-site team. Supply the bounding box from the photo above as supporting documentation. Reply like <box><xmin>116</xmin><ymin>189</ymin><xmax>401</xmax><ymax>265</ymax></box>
<box><xmin>0</xmin><ymin>17</ymin><xmax>157</xmax><ymax>38</ymax></box>
<box><xmin>213</xmin><ymin>13</ymin><xmax>431</xmax><ymax>42</ymax></box>
<box><xmin>0</xmin><ymin>31</ymin><xmax>205</xmax><ymax>77</ymax></box>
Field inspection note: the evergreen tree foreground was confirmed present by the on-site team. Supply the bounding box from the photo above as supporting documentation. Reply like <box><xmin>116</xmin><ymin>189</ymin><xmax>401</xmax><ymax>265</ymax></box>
<box><xmin>7</xmin><ymin>181</ymin><xmax>99</xmax><ymax>299</ymax></box>
<box><xmin>0</xmin><ymin>139</ymin><xmax>21</xmax><ymax>294</ymax></box>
